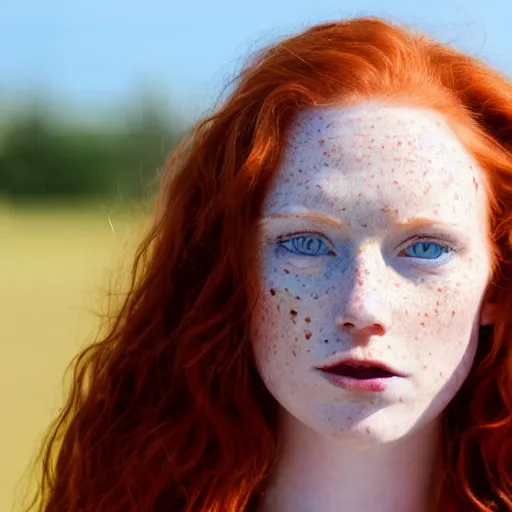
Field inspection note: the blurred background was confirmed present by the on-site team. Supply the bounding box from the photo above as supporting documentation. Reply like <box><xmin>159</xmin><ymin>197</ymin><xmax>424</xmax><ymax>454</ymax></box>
<box><xmin>1</xmin><ymin>0</ymin><xmax>511</xmax><ymax>510</ymax></box>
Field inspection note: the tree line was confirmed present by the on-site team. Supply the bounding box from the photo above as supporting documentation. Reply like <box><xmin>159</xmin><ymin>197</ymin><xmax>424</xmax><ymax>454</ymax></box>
<box><xmin>0</xmin><ymin>97</ymin><xmax>183</xmax><ymax>201</ymax></box>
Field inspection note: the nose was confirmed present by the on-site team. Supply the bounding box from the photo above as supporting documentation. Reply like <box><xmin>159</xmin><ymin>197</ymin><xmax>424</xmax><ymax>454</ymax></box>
<box><xmin>335</xmin><ymin>302</ymin><xmax>388</xmax><ymax>337</ymax></box>
<box><xmin>335</xmin><ymin>271</ymin><xmax>391</xmax><ymax>339</ymax></box>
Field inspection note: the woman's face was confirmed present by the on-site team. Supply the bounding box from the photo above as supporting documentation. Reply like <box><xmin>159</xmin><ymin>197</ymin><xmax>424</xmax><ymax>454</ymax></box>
<box><xmin>252</xmin><ymin>103</ymin><xmax>495</xmax><ymax>444</ymax></box>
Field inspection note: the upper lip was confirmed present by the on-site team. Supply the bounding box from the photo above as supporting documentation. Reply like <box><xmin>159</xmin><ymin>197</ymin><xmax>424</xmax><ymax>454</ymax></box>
<box><xmin>315</xmin><ymin>357</ymin><xmax>407</xmax><ymax>377</ymax></box>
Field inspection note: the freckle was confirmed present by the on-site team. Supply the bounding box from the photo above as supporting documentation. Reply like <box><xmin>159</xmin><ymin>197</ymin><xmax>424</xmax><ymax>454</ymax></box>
<box><xmin>399</xmin><ymin>397</ymin><xmax>404</xmax><ymax>403</ymax></box>
<box><xmin>305</xmin><ymin>317</ymin><xmax>311</xmax><ymax>323</ymax></box>
<box><xmin>436</xmin><ymin>301</ymin><xmax>440</xmax><ymax>306</ymax></box>
<box><xmin>439</xmin><ymin>371</ymin><xmax>444</xmax><ymax>377</ymax></box>
<box><xmin>420</xmin><ymin>322</ymin><xmax>426</xmax><ymax>327</ymax></box>
<box><xmin>270</xmin><ymin>289</ymin><xmax>276</xmax><ymax>296</ymax></box>
<box><xmin>341</xmin><ymin>207</ymin><xmax>346</xmax><ymax>211</ymax></box>
<box><xmin>365</xmin><ymin>427</ymin><xmax>371</xmax><ymax>434</ymax></box>
<box><xmin>284</xmin><ymin>288</ymin><xmax>288</xmax><ymax>292</ymax></box>
<box><xmin>295</xmin><ymin>296</ymin><xmax>301</xmax><ymax>300</ymax></box>
<box><xmin>437</xmin><ymin>287</ymin><xmax>444</xmax><ymax>292</ymax></box>
<box><xmin>422</xmin><ymin>364</ymin><xmax>428</xmax><ymax>369</ymax></box>
<box><xmin>284</xmin><ymin>269</ymin><xmax>290</xmax><ymax>274</ymax></box>
<box><xmin>304</xmin><ymin>330</ymin><xmax>312</xmax><ymax>340</ymax></box>
<box><xmin>393</xmin><ymin>180</ymin><xmax>399</xmax><ymax>185</ymax></box>
<box><xmin>361</xmin><ymin>223</ymin><xmax>367</xmax><ymax>228</ymax></box>
<box><xmin>317</xmin><ymin>139</ymin><xmax>325</xmax><ymax>146</ymax></box>
<box><xmin>306</xmin><ymin>349</ymin><xmax>310</xmax><ymax>353</ymax></box>
<box><xmin>292</xmin><ymin>350</ymin><xmax>297</xmax><ymax>357</ymax></box>
<box><xmin>451</xmin><ymin>310</ymin><xmax>455</xmax><ymax>317</ymax></box>
<box><xmin>424</xmin><ymin>312</ymin><xmax>429</xmax><ymax>318</ymax></box>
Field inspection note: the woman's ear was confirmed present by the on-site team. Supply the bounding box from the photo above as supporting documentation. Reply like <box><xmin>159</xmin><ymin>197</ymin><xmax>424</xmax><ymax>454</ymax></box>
<box><xmin>480</xmin><ymin>285</ymin><xmax>497</xmax><ymax>326</ymax></box>
<box><xmin>480</xmin><ymin>300</ymin><xmax>497</xmax><ymax>326</ymax></box>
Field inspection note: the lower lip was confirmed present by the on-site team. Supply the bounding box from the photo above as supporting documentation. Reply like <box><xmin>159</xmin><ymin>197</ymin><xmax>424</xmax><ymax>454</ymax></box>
<box><xmin>318</xmin><ymin>370</ymin><xmax>398</xmax><ymax>392</ymax></box>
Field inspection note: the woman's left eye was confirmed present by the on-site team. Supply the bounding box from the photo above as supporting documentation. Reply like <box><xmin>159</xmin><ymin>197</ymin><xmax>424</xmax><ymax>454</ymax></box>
<box><xmin>278</xmin><ymin>235</ymin><xmax>332</xmax><ymax>256</ymax></box>
<box><xmin>401</xmin><ymin>241</ymin><xmax>454</xmax><ymax>261</ymax></box>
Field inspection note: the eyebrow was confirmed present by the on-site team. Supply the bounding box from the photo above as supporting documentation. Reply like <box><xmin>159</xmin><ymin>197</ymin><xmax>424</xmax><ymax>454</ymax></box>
<box><xmin>263</xmin><ymin>212</ymin><xmax>464</xmax><ymax>231</ymax></box>
<box><xmin>393</xmin><ymin>216</ymin><xmax>464</xmax><ymax>230</ymax></box>
<box><xmin>264</xmin><ymin>212</ymin><xmax>346</xmax><ymax>228</ymax></box>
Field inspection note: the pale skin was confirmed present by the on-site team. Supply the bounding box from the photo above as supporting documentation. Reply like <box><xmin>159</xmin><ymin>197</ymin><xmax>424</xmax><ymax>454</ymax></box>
<box><xmin>252</xmin><ymin>103</ymin><xmax>496</xmax><ymax>512</ymax></box>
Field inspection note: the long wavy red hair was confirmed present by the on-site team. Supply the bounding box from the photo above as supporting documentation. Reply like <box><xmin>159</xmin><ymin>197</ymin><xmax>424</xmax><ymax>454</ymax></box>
<box><xmin>27</xmin><ymin>17</ymin><xmax>512</xmax><ymax>511</ymax></box>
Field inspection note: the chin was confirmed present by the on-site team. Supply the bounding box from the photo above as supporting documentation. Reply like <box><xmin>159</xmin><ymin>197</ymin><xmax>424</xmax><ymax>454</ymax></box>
<box><xmin>292</xmin><ymin>403</ymin><xmax>439</xmax><ymax>447</ymax></box>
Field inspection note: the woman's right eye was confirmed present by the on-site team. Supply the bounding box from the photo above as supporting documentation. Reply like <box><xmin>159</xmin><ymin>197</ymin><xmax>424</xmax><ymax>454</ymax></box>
<box><xmin>278</xmin><ymin>234</ymin><xmax>333</xmax><ymax>256</ymax></box>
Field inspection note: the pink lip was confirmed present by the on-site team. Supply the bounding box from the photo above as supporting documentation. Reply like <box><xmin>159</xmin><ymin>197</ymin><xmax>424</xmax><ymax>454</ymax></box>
<box><xmin>316</xmin><ymin>358</ymin><xmax>406</xmax><ymax>377</ymax></box>
<box><xmin>317</xmin><ymin>371</ymin><xmax>396</xmax><ymax>392</ymax></box>
<box><xmin>315</xmin><ymin>358</ymin><xmax>407</xmax><ymax>393</ymax></box>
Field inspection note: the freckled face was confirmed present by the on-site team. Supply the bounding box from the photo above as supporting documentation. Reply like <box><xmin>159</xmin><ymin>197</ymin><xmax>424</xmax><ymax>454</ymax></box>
<box><xmin>251</xmin><ymin>104</ymin><xmax>493</xmax><ymax>444</ymax></box>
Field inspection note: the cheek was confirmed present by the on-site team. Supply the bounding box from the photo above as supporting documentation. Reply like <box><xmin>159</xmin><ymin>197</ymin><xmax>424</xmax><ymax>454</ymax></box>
<box><xmin>251</xmin><ymin>274</ymin><xmax>331</xmax><ymax>367</ymax></box>
<box><xmin>400</xmin><ymin>280</ymin><xmax>483</xmax><ymax>378</ymax></box>
<box><xmin>250</xmin><ymin>289</ymin><xmax>302</xmax><ymax>392</ymax></box>
<box><xmin>252</xmin><ymin>288</ymin><xmax>306</xmax><ymax>354</ymax></box>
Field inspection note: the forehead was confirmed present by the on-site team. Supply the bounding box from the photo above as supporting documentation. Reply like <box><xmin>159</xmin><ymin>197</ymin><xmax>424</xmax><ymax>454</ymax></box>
<box><xmin>265</xmin><ymin>104</ymin><xmax>487</xmax><ymax>229</ymax></box>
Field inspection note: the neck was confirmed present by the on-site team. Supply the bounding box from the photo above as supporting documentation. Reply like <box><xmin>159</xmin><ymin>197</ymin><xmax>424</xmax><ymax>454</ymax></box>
<box><xmin>258</xmin><ymin>409</ymin><xmax>443</xmax><ymax>512</ymax></box>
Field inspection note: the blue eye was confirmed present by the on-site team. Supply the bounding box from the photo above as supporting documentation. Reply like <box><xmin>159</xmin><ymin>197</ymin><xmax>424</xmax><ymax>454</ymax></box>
<box><xmin>278</xmin><ymin>235</ymin><xmax>332</xmax><ymax>256</ymax></box>
<box><xmin>403</xmin><ymin>241</ymin><xmax>453</xmax><ymax>260</ymax></box>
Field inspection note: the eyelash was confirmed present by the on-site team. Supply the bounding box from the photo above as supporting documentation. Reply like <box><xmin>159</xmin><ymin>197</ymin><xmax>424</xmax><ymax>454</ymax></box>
<box><xmin>398</xmin><ymin>235</ymin><xmax>458</xmax><ymax>253</ymax></box>
<box><xmin>276</xmin><ymin>230</ymin><xmax>331</xmax><ymax>243</ymax></box>
<box><xmin>275</xmin><ymin>232</ymin><xmax>459</xmax><ymax>262</ymax></box>
<box><xmin>397</xmin><ymin>236</ymin><xmax>459</xmax><ymax>265</ymax></box>
<box><xmin>276</xmin><ymin>231</ymin><xmax>335</xmax><ymax>254</ymax></box>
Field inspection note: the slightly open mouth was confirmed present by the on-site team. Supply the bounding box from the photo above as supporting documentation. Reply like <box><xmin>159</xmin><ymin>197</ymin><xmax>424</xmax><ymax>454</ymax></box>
<box><xmin>321</xmin><ymin>363</ymin><xmax>397</xmax><ymax>380</ymax></box>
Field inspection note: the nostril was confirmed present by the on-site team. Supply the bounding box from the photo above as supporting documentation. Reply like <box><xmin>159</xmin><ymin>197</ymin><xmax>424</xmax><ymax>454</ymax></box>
<box><xmin>371</xmin><ymin>323</ymin><xmax>385</xmax><ymax>336</ymax></box>
<box><xmin>337</xmin><ymin>320</ymin><xmax>385</xmax><ymax>336</ymax></box>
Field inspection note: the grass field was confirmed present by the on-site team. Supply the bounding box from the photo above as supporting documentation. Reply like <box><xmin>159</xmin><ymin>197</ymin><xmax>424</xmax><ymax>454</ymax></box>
<box><xmin>1</xmin><ymin>201</ymin><xmax>148</xmax><ymax>512</ymax></box>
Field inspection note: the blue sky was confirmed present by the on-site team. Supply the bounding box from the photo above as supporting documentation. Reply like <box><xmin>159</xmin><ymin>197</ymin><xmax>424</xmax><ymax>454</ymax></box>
<box><xmin>1</xmin><ymin>0</ymin><xmax>510</xmax><ymax>119</ymax></box>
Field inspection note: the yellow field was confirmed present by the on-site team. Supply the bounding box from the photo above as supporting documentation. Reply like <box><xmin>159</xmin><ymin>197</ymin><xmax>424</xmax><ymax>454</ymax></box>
<box><xmin>0</xmin><ymin>202</ymin><xmax>148</xmax><ymax>512</ymax></box>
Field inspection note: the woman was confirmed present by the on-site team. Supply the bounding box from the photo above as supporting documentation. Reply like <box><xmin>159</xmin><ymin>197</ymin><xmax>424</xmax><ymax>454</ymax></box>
<box><xmin>30</xmin><ymin>17</ymin><xmax>512</xmax><ymax>511</ymax></box>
